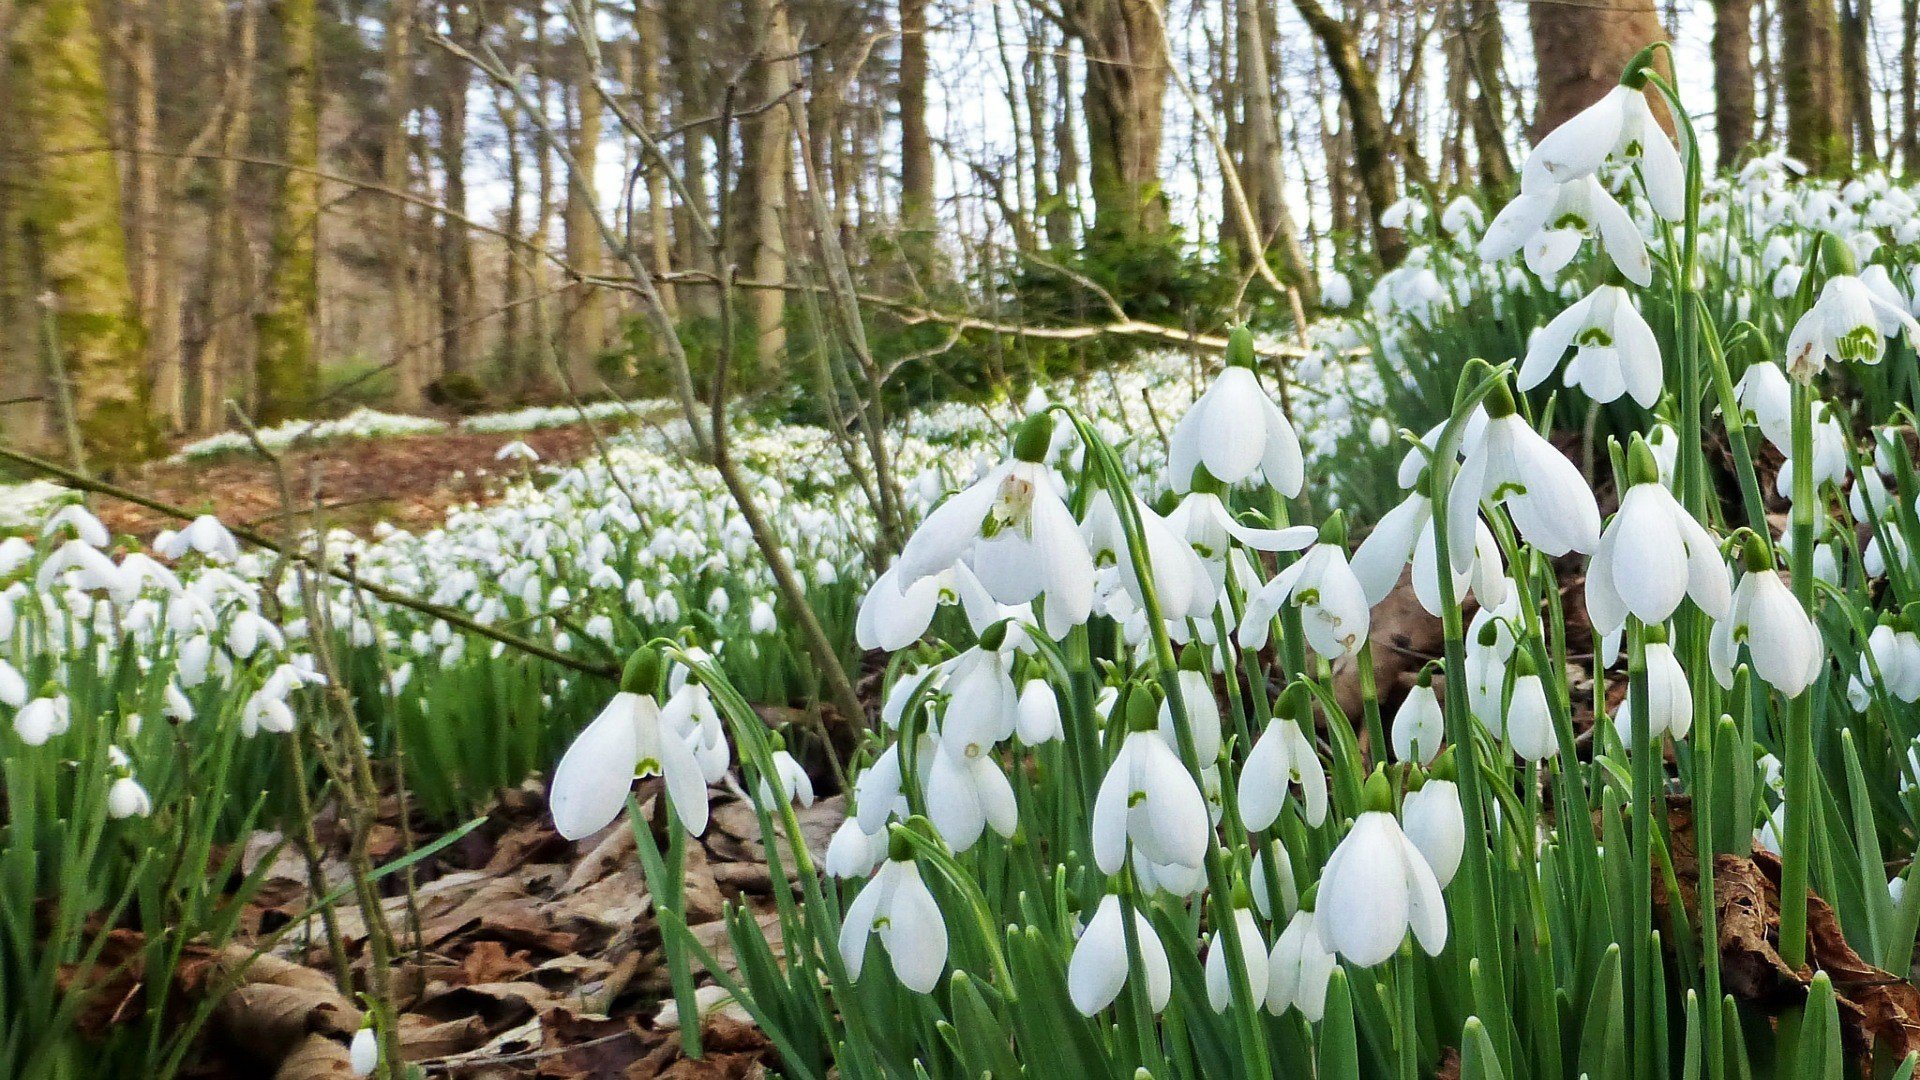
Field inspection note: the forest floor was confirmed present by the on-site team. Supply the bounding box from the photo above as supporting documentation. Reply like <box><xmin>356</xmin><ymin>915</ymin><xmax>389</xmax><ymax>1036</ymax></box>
<box><xmin>98</xmin><ymin>423</ymin><xmax>604</xmax><ymax>540</ymax></box>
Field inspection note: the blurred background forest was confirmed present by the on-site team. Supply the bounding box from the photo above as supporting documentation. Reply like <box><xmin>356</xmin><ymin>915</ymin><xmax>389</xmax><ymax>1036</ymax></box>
<box><xmin>0</xmin><ymin>0</ymin><xmax>1895</xmax><ymax>471</ymax></box>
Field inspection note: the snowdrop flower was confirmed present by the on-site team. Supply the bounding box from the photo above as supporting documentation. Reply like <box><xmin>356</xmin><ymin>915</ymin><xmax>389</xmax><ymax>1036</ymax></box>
<box><xmin>892</xmin><ymin>414</ymin><xmax>1094</xmax><ymax>639</ymax></box>
<box><xmin>1522</xmin><ymin>82</ymin><xmax>1684</xmax><ymax>221</ymax></box>
<box><xmin>350</xmin><ymin>1025</ymin><xmax>379</xmax><ymax>1078</ymax></box>
<box><xmin>825</xmin><ymin>817</ymin><xmax>890</xmax><ymax>879</ymax></box>
<box><xmin>1315</xmin><ymin>782</ymin><xmax>1448</xmax><ymax>966</ymax></box>
<box><xmin>1205</xmin><ymin>901</ymin><xmax>1269</xmax><ymax>1012</ymax></box>
<box><xmin>0</xmin><ymin>660</ymin><xmax>25</xmax><ymax>709</ymax></box>
<box><xmin>1266</xmin><ymin>909</ymin><xmax>1337</xmax><ymax>1020</ymax></box>
<box><xmin>856</xmin><ymin>562</ymin><xmax>999</xmax><ymax>652</ymax></box>
<box><xmin>1249</xmin><ymin>840</ymin><xmax>1300</xmax><ymax>921</ymax></box>
<box><xmin>1238</xmin><ymin>521</ymin><xmax>1370</xmax><ymax>659</ymax></box>
<box><xmin>1069</xmin><ymin>892</ymin><xmax>1172</xmax><ymax>1015</ymax></box>
<box><xmin>1349</xmin><ymin>488</ymin><xmax>1506</xmax><ymax>617</ymax></box>
<box><xmin>1785</xmin><ymin>273</ymin><xmax>1920</xmax><ymax>378</ymax></box>
<box><xmin>1239</xmin><ymin>704</ymin><xmax>1328</xmax><ymax>830</ymax></box>
<box><xmin>840</xmin><ymin>840</ymin><xmax>949</xmax><ymax>993</ymax></box>
<box><xmin>37</xmin><ymin>539</ymin><xmax>124</xmax><ymax>594</ymax></box>
<box><xmin>1447</xmin><ymin>385</ymin><xmax>1601</xmax><ymax>571</ymax></box>
<box><xmin>1380</xmin><ymin>196</ymin><xmax>1429</xmax><ymax>232</ymax></box>
<box><xmin>940</xmin><ymin>640</ymin><xmax>1020</xmax><ymax>750</ymax></box>
<box><xmin>1480</xmin><ymin>174</ymin><xmax>1651</xmax><ymax>286</ymax></box>
<box><xmin>1093</xmin><ymin>702</ymin><xmax>1211</xmax><ymax>875</ymax></box>
<box><xmin>550</xmin><ymin>650</ymin><xmax>711</xmax><ymax>839</ymax></box>
<box><xmin>748</xmin><ymin>600</ymin><xmax>778</xmax><ymax>635</ymax></box>
<box><xmin>14</xmin><ymin>694</ymin><xmax>69</xmax><ymax>745</ymax></box>
<box><xmin>1848</xmin><ymin>619</ymin><xmax>1920</xmax><ymax>707</ymax></box>
<box><xmin>1167</xmin><ymin>329</ymin><xmax>1304</xmax><ymax>497</ymax></box>
<box><xmin>1499</xmin><ymin>655</ymin><xmax>1559</xmax><ymax>762</ymax></box>
<box><xmin>1083</xmin><ymin>489</ymin><xmax>1216</xmax><ymax>621</ymax></box>
<box><xmin>758</xmin><ymin>739</ymin><xmax>816</xmax><ymax>808</ymax></box>
<box><xmin>1614</xmin><ymin>633</ymin><xmax>1693</xmax><ymax>746</ymax></box>
<box><xmin>1167</xmin><ymin>483</ymin><xmax>1317</xmax><ymax>571</ymax></box>
<box><xmin>1401</xmin><ymin>775</ymin><xmax>1464</xmax><ymax>887</ymax></box>
<box><xmin>1441</xmin><ymin>196</ymin><xmax>1485</xmax><ymax>237</ymax></box>
<box><xmin>495</xmin><ymin>440</ymin><xmax>540</xmax><ymax>463</ymax></box>
<box><xmin>1732</xmin><ymin>360</ymin><xmax>1792</xmax><ymax>450</ymax></box>
<box><xmin>1015</xmin><ymin>679</ymin><xmax>1063</xmax><ymax>744</ymax></box>
<box><xmin>1586</xmin><ymin>444</ymin><xmax>1731</xmax><ymax>634</ymax></box>
<box><xmin>1391</xmin><ymin>672</ymin><xmax>1445</xmax><ymax>765</ymax></box>
<box><xmin>925</xmin><ymin>732</ymin><xmax>1018</xmax><ymax>851</ymax></box>
<box><xmin>1321</xmin><ymin>271</ymin><xmax>1354</xmax><ymax>309</ymax></box>
<box><xmin>154</xmin><ymin>515</ymin><xmax>241</xmax><ymax>563</ymax></box>
<box><xmin>44</xmin><ymin>503</ymin><xmax>109</xmax><ymax>548</ymax></box>
<box><xmin>1160</xmin><ymin>660</ymin><xmax>1223</xmax><ymax>764</ymax></box>
<box><xmin>1519</xmin><ymin>285</ymin><xmax>1663</xmax><ymax>406</ymax></box>
<box><xmin>1709</xmin><ymin>537</ymin><xmax>1824</xmax><ymax>697</ymax></box>
<box><xmin>107</xmin><ymin>774</ymin><xmax>153</xmax><ymax>819</ymax></box>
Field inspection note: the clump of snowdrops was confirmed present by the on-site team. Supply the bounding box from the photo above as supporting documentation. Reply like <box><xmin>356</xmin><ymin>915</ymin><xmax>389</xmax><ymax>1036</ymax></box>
<box><xmin>556</xmin><ymin>49</ymin><xmax>1920</xmax><ymax>1078</ymax></box>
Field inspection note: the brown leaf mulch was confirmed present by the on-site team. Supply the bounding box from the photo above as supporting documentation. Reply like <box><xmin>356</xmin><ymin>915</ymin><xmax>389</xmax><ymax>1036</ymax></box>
<box><xmin>119</xmin><ymin>778</ymin><xmax>842</xmax><ymax>1078</ymax></box>
<box><xmin>1656</xmin><ymin>797</ymin><xmax>1920</xmax><ymax>1060</ymax></box>
<box><xmin>96</xmin><ymin>424</ymin><xmax>604</xmax><ymax>540</ymax></box>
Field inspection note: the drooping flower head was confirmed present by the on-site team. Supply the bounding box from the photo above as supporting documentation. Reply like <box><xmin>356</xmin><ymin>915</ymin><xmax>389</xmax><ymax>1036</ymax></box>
<box><xmin>1167</xmin><ymin>328</ymin><xmax>1305</xmax><ymax>497</ymax></box>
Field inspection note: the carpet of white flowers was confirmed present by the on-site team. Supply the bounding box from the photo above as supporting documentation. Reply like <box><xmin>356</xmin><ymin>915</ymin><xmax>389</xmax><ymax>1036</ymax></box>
<box><xmin>21</xmin><ymin>56</ymin><xmax>1920</xmax><ymax>1080</ymax></box>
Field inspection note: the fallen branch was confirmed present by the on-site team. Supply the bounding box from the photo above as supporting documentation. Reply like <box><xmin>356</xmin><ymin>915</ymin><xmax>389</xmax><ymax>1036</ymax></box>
<box><xmin>0</xmin><ymin>443</ymin><xmax>618</xmax><ymax>681</ymax></box>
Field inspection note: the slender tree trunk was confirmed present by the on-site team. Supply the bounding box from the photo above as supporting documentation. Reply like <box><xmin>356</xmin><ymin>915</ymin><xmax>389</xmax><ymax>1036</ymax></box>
<box><xmin>1903</xmin><ymin>0</ymin><xmax>1918</xmax><ymax>169</ymax></box>
<box><xmin>1778</xmin><ymin>0</ymin><xmax>1849</xmax><ymax>173</ymax></box>
<box><xmin>1234</xmin><ymin>0</ymin><xmax>1312</xmax><ymax>290</ymax></box>
<box><xmin>898</xmin><ymin>0</ymin><xmax>936</xmax><ymax>280</ymax></box>
<box><xmin>436</xmin><ymin>27</ymin><xmax>475</xmax><ymax>378</ymax></box>
<box><xmin>1460</xmin><ymin>0</ymin><xmax>1513</xmax><ymax>190</ymax></box>
<box><xmin>384</xmin><ymin>0</ymin><xmax>421</xmax><ymax>406</ymax></box>
<box><xmin>1049</xmin><ymin>43</ymin><xmax>1079</xmax><ymax>251</ymax></box>
<box><xmin>123</xmin><ymin>0</ymin><xmax>181</xmax><ymax>432</ymax></box>
<box><xmin>1714</xmin><ymin>0</ymin><xmax>1757</xmax><ymax>167</ymax></box>
<box><xmin>9</xmin><ymin>0</ymin><xmax>157</xmax><ymax>467</ymax></box>
<box><xmin>739</xmin><ymin>0</ymin><xmax>792</xmax><ymax>369</ymax></box>
<box><xmin>635</xmin><ymin>0</ymin><xmax>677</xmax><ymax>318</ymax></box>
<box><xmin>1065</xmin><ymin>0</ymin><xmax>1169</xmax><ymax>243</ymax></box>
<box><xmin>1839</xmin><ymin>0</ymin><xmax>1875</xmax><ymax>163</ymax></box>
<box><xmin>253</xmin><ymin>0</ymin><xmax>322</xmax><ymax>424</ymax></box>
<box><xmin>1291</xmin><ymin>0</ymin><xmax>1404</xmax><ymax>266</ymax></box>
<box><xmin>564</xmin><ymin>41</ymin><xmax>606</xmax><ymax>385</ymax></box>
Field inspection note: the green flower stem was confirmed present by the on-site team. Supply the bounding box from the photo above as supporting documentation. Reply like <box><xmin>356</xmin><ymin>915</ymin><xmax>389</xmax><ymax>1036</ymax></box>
<box><xmin>1425</xmin><ymin>362</ymin><xmax>1516</xmax><ymax>1071</ymax></box>
<box><xmin>1781</xmin><ymin>380</ymin><xmax>1819</xmax><ymax>970</ymax></box>
<box><xmin>1627</xmin><ymin>616</ymin><xmax>1656</xmax><ymax>1080</ymax></box>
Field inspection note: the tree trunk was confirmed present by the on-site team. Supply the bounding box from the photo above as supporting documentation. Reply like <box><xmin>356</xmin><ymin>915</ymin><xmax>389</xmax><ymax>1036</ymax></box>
<box><xmin>739</xmin><ymin>0</ymin><xmax>793</xmax><ymax>369</ymax></box>
<box><xmin>9</xmin><ymin>0</ymin><xmax>157</xmax><ymax>468</ymax></box>
<box><xmin>1778</xmin><ymin>0</ymin><xmax>1849</xmax><ymax>173</ymax></box>
<box><xmin>1714</xmin><ymin>0</ymin><xmax>1757</xmax><ymax>167</ymax></box>
<box><xmin>253</xmin><ymin>0</ymin><xmax>322</xmax><ymax>424</ymax></box>
<box><xmin>1233</xmin><ymin>0</ymin><xmax>1312</xmax><ymax>291</ymax></box>
<box><xmin>635</xmin><ymin>0</ymin><xmax>677</xmax><ymax>318</ymax></box>
<box><xmin>123</xmin><ymin>0</ymin><xmax>181</xmax><ymax>433</ymax></box>
<box><xmin>1904</xmin><ymin>0</ymin><xmax>1918</xmax><ymax>169</ymax></box>
<box><xmin>563</xmin><ymin>42</ymin><xmax>606</xmax><ymax>386</ymax></box>
<box><xmin>1065</xmin><ymin>0</ymin><xmax>1168</xmax><ymax>243</ymax></box>
<box><xmin>1460</xmin><ymin>0</ymin><xmax>1513</xmax><ymax>190</ymax></box>
<box><xmin>1048</xmin><ymin>43</ymin><xmax>1079</xmax><ymax>250</ymax></box>
<box><xmin>1839</xmin><ymin>0</ymin><xmax>1875</xmax><ymax>163</ymax></box>
<box><xmin>1291</xmin><ymin>0</ymin><xmax>1404</xmax><ymax>266</ymax></box>
<box><xmin>195</xmin><ymin>0</ymin><xmax>257</xmax><ymax>433</ymax></box>
<box><xmin>436</xmin><ymin>26</ymin><xmax>474</xmax><ymax>379</ymax></box>
<box><xmin>1528</xmin><ymin>0</ymin><xmax>1669</xmax><ymax>140</ymax></box>
<box><xmin>897</xmin><ymin>0</ymin><xmax>936</xmax><ymax>280</ymax></box>
<box><xmin>384</xmin><ymin>0</ymin><xmax>421</xmax><ymax>406</ymax></box>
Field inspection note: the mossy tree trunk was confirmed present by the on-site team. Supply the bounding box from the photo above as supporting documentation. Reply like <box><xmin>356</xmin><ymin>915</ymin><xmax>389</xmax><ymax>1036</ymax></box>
<box><xmin>8</xmin><ymin>0</ymin><xmax>159</xmax><ymax>470</ymax></box>
<box><xmin>1065</xmin><ymin>0</ymin><xmax>1169</xmax><ymax>245</ymax></box>
<box><xmin>1778</xmin><ymin>0</ymin><xmax>1850</xmax><ymax>174</ymax></box>
<box><xmin>254</xmin><ymin>0</ymin><xmax>323</xmax><ymax>425</ymax></box>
